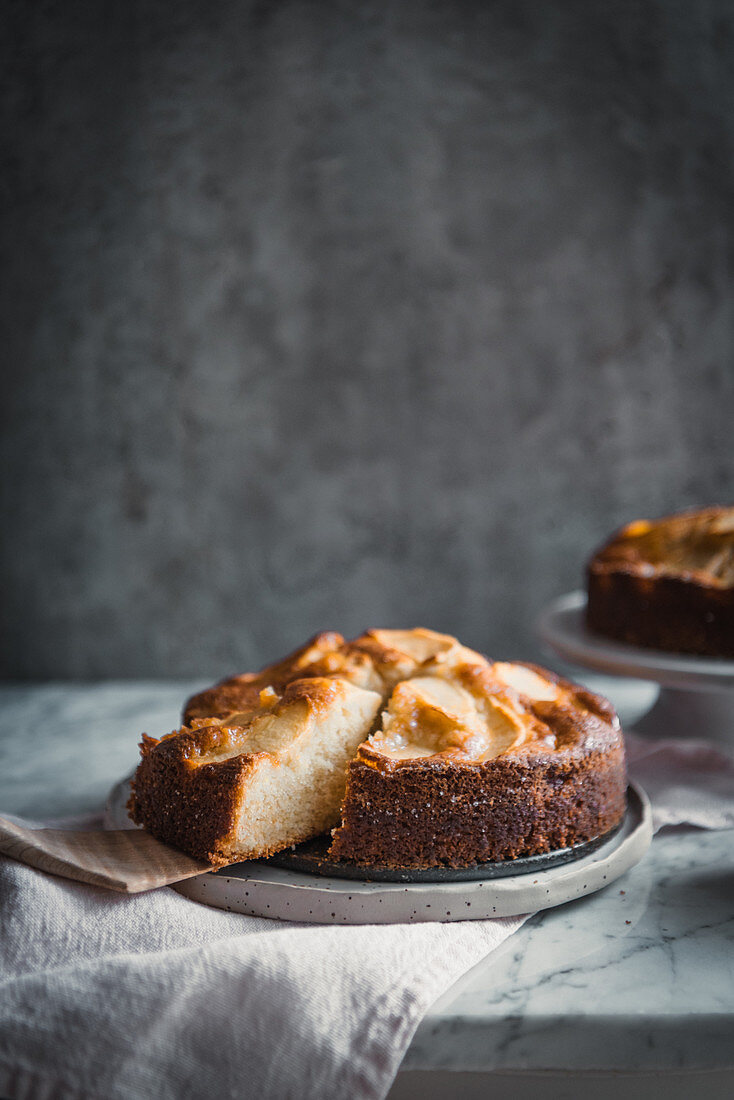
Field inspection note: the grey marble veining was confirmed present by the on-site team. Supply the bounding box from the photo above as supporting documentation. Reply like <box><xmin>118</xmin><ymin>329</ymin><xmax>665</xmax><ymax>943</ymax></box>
<box><xmin>1</xmin><ymin>679</ymin><xmax>733</xmax><ymax>1074</ymax></box>
<box><xmin>407</xmin><ymin>827</ymin><xmax>734</xmax><ymax>1072</ymax></box>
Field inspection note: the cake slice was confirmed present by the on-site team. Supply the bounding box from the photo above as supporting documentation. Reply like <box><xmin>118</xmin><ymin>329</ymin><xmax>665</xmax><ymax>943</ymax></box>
<box><xmin>329</xmin><ymin>658</ymin><xmax>626</xmax><ymax>869</ymax></box>
<box><xmin>130</xmin><ymin>677</ymin><xmax>382</xmax><ymax>865</ymax></box>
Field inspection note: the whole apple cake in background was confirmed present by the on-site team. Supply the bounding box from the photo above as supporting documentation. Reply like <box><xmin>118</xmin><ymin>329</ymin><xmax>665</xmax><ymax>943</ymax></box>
<box><xmin>130</xmin><ymin>629</ymin><xmax>627</xmax><ymax>869</ymax></box>
<box><xmin>586</xmin><ymin>506</ymin><xmax>734</xmax><ymax>658</ymax></box>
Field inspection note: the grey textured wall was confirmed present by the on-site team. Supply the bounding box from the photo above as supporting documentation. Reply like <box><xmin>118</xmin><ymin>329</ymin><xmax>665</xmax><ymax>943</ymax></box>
<box><xmin>2</xmin><ymin>0</ymin><xmax>733</xmax><ymax>680</ymax></box>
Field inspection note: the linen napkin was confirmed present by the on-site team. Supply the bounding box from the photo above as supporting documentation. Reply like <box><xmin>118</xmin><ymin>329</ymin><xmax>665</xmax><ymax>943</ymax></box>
<box><xmin>0</xmin><ymin>853</ymin><xmax>523</xmax><ymax>1100</ymax></box>
<box><xmin>1</xmin><ymin>737</ymin><xmax>733</xmax><ymax>1100</ymax></box>
<box><xmin>0</xmin><ymin>810</ymin><xmax>211</xmax><ymax>892</ymax></box>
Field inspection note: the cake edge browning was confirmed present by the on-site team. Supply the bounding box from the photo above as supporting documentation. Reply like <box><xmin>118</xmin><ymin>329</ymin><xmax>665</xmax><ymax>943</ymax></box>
<box><xmin>128</xmin><ymin>731</ymin><xmax>255</xmax><ymax>866</ymax></box>
<box><xmin>128</xmin><ymin>742</ymin><xmax>338</xmax><ymax>867</ymax></box>
<box><xmin>328</xmin><ymin>749</ymin><xmax>626</xmax><ymax>869</ymax></box>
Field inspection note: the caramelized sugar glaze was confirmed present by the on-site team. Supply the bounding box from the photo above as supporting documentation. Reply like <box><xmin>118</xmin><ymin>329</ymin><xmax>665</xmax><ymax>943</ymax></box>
<box><xmin>587</xmin><ymin>507</ymin><xmax>734</xmax><ymax>657</ymax></box>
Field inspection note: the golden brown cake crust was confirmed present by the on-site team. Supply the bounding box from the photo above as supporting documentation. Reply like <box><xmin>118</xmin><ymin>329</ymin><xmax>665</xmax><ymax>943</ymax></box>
<box><xmin>587</xmin><ymin>507</ymin><xmax>734</xmax><ymax>657</ymax></box>
<box><xmin>182</xmin><ymin>627</ymin><xmax>484</xmax><ymax>725</ymax></box>
<box><xmin>329</xmin><ymin>664</ymin><xmax>626</xmax><ymax>869</ymax></box>
<box><xmin>183</xmin><ymin>632</ymin><xmax>346</xmax><ymax>723</ymax></box>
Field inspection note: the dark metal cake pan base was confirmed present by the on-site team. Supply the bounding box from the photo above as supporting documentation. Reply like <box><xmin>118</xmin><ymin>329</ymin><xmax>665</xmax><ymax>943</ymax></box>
<box><xmin>265</xmin><ymin>806</ymin><xmax>627</xmax><ymax>883</ymax></box>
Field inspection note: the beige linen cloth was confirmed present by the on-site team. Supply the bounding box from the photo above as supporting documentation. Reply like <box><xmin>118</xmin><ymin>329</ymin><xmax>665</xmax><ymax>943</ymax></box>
<box><xmin>1</xmin><ymin>734</ymin><xmax>733</xmax><ymax>1100</ymax></box>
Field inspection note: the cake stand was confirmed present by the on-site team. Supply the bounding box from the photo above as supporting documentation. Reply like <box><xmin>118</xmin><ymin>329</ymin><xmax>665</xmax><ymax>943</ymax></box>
<box><xmin>537</xmin><ymin>591</ymin><xmax>734</xmax><ymax>745</ymax></box>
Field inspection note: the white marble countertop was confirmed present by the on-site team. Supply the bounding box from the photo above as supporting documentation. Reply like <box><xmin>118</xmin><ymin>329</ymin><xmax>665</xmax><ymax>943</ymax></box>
<box><xmin>1</xmin><ymin>677</ymin><xmax>733</xmax><ymax>1080</ymax></box>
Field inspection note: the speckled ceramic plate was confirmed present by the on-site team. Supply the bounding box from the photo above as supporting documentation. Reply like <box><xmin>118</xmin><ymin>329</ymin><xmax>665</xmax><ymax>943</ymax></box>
<box><xmin>174</xmin><ymin>785</ymin><xmax>651</xmax><ymax>923</ymax></box>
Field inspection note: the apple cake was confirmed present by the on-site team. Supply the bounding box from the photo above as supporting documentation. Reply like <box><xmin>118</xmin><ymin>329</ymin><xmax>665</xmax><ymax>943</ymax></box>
<box><xmin>130</xmin><ymin>629</ymin><xmax>626</xmax><ymax>869</ymax></box>
<box><xmin>587</xmin><ymin>506</ymin><xmax>734</xmax><ymax>657</ymax></box>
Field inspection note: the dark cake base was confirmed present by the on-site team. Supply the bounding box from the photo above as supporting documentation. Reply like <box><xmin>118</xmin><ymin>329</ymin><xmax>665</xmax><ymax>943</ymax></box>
<box><xmin>267</xmin><ymin>810</ymin><xmax>626</xmax><ymax>882</ymax></box>
<box><xmin>328</xmin><ymin>746</ymin><xmax>626</xmax><ymax>871</ymax></box>
<box><xmin>587</xmin><ymin>569</ymin><xmax>734</xmax><ymax>658</ymax></box>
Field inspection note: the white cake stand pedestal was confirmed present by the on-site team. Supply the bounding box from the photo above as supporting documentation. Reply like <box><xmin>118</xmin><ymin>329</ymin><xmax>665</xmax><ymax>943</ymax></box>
<box><xmin>537</xmin><ymin>591</ymin><xmax>734</xmax><ymax>746</ymax></box>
